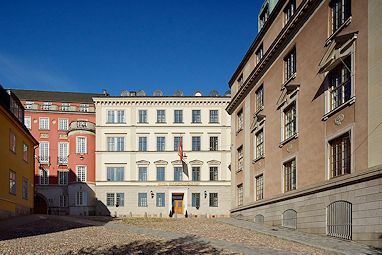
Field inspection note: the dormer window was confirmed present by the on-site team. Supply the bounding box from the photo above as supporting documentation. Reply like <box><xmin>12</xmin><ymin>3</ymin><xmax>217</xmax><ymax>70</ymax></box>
<box><xmin>256</xmin><ymin>44</ymin><xmax>264</xmax><ymax>64</ymax></box>
<box><xmin>259</xmin><ymin>5</ymin><xmax>269</xmax><ymax>29</ymax></box>
<box><xmin>284</xmin><ymin>0</ymin><xmax>296</xmax><ymax>24</ymax></box>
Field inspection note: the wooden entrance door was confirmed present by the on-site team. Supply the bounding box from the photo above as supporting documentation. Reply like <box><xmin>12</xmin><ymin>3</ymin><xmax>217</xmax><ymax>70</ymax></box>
<box><xmin>172</xmin><ymin>193</ymin><xmax>184</xmax><ymax>214</ymax></box>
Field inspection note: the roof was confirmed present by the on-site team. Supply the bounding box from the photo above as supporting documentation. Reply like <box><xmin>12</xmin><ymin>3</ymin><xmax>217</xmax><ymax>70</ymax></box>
<box><xmin>11</xmin><ymin>89</ymin><xmax>103</xmax><ymax>103</ymax></box>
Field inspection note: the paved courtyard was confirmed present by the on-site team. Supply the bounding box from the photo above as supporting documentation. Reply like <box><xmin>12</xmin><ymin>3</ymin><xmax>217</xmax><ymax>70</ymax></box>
<box><xmin>0</xmin><ymin>215</ymin><xmax>380</xmax><ymax>255</ymax></box>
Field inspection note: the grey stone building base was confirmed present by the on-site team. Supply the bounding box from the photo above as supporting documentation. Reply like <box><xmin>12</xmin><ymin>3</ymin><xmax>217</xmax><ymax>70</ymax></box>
<box><xmin>231</xmin><ymin>165</ymin><xmax>382</xmax><ymax>248</ymax></box>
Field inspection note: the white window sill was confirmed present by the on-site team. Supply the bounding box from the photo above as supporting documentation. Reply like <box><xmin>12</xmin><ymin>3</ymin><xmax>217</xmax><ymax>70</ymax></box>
<box><xmin>322</xmin><ymin>97</ymin><xmax>356</xmax><ymax>121</ymax></box>
<box><xmin>252</xmin><ymin>155</ymin><xmax>265</xmax><ymax>164</ymax></box>
<box><xmin>279</xmin><ymin>132</ymin><xmax>299</xmax><ymax>147</ymax></box>
<box><xmin>282</xmin><ymin>73</ymin><xmax>297</xmax><ymax>88</ymax></box>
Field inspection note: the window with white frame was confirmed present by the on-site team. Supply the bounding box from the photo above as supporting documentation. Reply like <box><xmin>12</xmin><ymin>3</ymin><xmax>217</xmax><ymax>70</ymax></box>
<box><xmin>157</xmin><ymin>110</ymin><xmax>166</xmax><ymax>123</ymax></box>
<box><xmin>192</xmin><ymin>110</ymin><xmax>201</xmax><ymax>123</ymax></box>
<box><xmin>39</xmin><ymin>169</ymin><xmax>49</xmax><ymax>185</ymax></box>
<box><xmin>138</xmin><ymin>167</ymin><xmax>147</xmax><ymax>181</ymax></box>
<box><xmin>192</xmin><ymin>167</ymin><xmax>200</xmax><ymax>181</ymax></box>
<box><xmin>76</xmin><ymin>191</ymin><xmax>87</xmax><ymax>206</ymax></box>
<box><xmin>174</xmin><ymin>110</ymin><xmax>183</xmax><ymax>123</ymax></box>
<box><xmin>60</xmin><ymin>195</ymin><xmax>68</xmax><ymax>207</ymax></box>
<box><xmin>76</xmin><ymin>137</ymin><xmax>87</xmax><ymax>154</ymax></box>
<box><xmin>138</xmin><ymin>137</ymin><xmax>147</xmax><ymax>151</ymax></box>
<box><xmin>138</xmin><ymin>110</ymin><xmax>148</xmax><ymax>123</ymax></box>
<box><xmin>39</xmin><ymin>142</ymin><xmax>49</xmax><ymax>163</ymax></box>
<box><xmin>328</xmin><ymin>56</ymin><xmax>352</xmax><ymax>111</ymax></box>
<box><xmin>283</xmin><ymin>101</ymin><xmax>297</xmax><ymax>141</ymax></box>
<box><xmin>107</xmin><ymin>110</ymin><xmax>125</xmax><ymax>123</ymax></box>
<box><xmin>106</xmin><ymin>193</ymin><xmax>115</xmax><ymax>207</ymax></box>
<box><xmin>58</xmin><ymin>119</ymin><xmax>69</xmax><ymax>131</ymax></box>
<box><xmin>39</xmin><ymin>117</ymin><xmax>49</xmax><ymax>130</ymax></box>
<box><xmin>192</xmin><ymin>193</ymin><xmax>200</xmax><ymax>208</ymax></box>
<box><xmin>284</xmin><ymin>158</ymin><xmax>296</xmax><ymax>192</ymax></box>
<box><xmin>138</xmin><ymin>193</ymin><xmax>147</xmax><ymax>207</ymax></box>
<box><xmin>284</xmin><ymin>47</ymin><xmax>296</xmax><ymax>81</ymax></box>
<box><xmin>237</xmin><ymin>184</ymin><xmax>243</xmax><ymax>206</ymax></box>
<box><xmin>237</xmin><ymin>109</ymin><xmax>243</xmax><ymax>131</ymax></box>
<box><xmin>330</xmin><ymin>0</ymin><xmax>351</xmax><ymax>34</ymax></box>
<box><xmin>77</xmin><ymin>166</ymin><xmax>87</xmax><ymax>182</ymax></box>
<box><xmin>58</xmin><ymin>171</ymin><xmax>68</xmax><ymax>185</ymax></box>
<box><xmin>174</xmin><ymin>136</ymin><xmax>181</xmax><ymax>151</ymax></box>
<box><xmin>255</xmin><ymin>85</ymin><xmax>264</xmax><ymax>112</ymax></box>
<box><xmin>107</xmin><ymin>137</ymin><xmax>124</xmax><ymax>151</ymax></box>
<box><xmin>22</xmin><ymin>177</ymin><xmax>28</xmax><ymax>200</ymax></box>
<box><xmin>9</xmin><ymin>170</ymin><xmax>16</xmax><ymax>195</ymax></box>
<box><xmin>209</xmin><ymin>136</ymin><xmax>218</xmax><ymax>151</ymax></box>
<box><xmin>106</xmin><ymin>167</ymin><xmax>124</xmax><ymax>181</ymax></box>
<box><xmin>79</xmin><ymin>104</ymin><xmax>89</xmax><ymax>112</ymax></box>
<box><xmin>58</xmin><ymin>142</ymin><xmax>68</xmax><ymax>164</ymax></box>
<box><xmin>23</xmin><ymin>144</ymin><xmax>29</xmax><ymax>162</ymax></box>
<box><xmin>255</xmin><ymin>129</ymin><xmax>264</xmax><ymax>159</ymax></box>
<box><xmin>156</xmin><ymin>167</ymin><xmax>165</xmax><ymax>181</ymax></box>
<box><xmin>209</xmin><ymin>166</ymin><xmax>218</xmax><ymax>181</ymax></box>
<box><xmin>329</xmin><ymin>132</ymin><xmax>351</xmax><ymax>178</ymax></box>
<box><xmin>24</xmin><ymin>116</ymin><xmax>31</xmax><ymax>129</ymax></box>
<box><xmin>256</xmin><ymin>174</ymin><xmax>264</xmax><ymax>201</ymax></box>
<box><xmin>61</xmin><ymin>103</ymin><xmax>70</xmax><ymax>111</ymax></box>
<box><xmin>174</xmin><ymin>167</ymin><xmax>183</xmax><ymax>181</ymax></box>
<box><xmin>9</xmin><ymin>131</ymin><xmax>16</xmax><ymax>153</ymax></box>
<box><xmin>41</xmin><ymin>102</ymin><xmax>52</xmax><ymax>110</ymax></box>
<box><xmin>156</xmin><ymin>136</ymin><xmax>165</xmax><ymax>151</ymax></box>
<box><xmin>156</xmin><ymin>193</ymin><xmax>165</xmax><ymax>207</ymax></box>
<box><xmin>284</xmin><ymin>0</ymin><xmax>296</xmax><ymax>24</ymax></box>
<box><xmin>192</xmin><ymin>136</ymin><xmax>201</xmax><ymax>151</ymax></box>
<box><xmin>209</xmin><ymin>110</ymin><xmax>219</xmax><ymax>123</ymax></box>
<box><xmin>256</xmin><ymin>44</ymin><xmax>263</xmax><ymax>64</ymax></box>
<box><xmin>209</xmin><ymin>193</ymin><xmax>218</xmax><ymax>207</ymax></box>
<box><xmin>107</xmin><ymin>193</ymin><xmax>124</xmax><ymax>207</ymax></box>
<box><xmin>237</xmin><ymin>146</ymin><xmax>243</xmax><ymax>172</ymax></box>
<box><xmin>25</xmin><ymin>101</ymin><xmax>34</xmax><ymax>109</ymax></box>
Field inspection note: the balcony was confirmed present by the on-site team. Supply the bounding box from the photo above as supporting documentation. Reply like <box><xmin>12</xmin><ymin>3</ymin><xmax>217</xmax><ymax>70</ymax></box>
<box><xmin>58</xmin><ymin>156</ymin><xmax>68</xmax><ymax>165</ymax></box>
<box><xmin>37</xmin><ymin>156</ymin><xmax>50</xmax><ymax>165</ymax></box>
<box><xmin>68</xmin><ymin>121</ymin><xmax>95</xmax><ymax>133</ymax></box>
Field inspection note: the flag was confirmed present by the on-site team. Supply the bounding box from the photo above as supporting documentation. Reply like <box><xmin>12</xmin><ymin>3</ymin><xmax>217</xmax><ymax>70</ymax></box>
<box><xmin>178</xmin><ymin>136</ymin><xmax>183</xmax><ymax>161</ymax></box>
<box><xmin>182</xmin><ymin>160</ymin><xmax>189</xmax><ymax>178</ymax></box>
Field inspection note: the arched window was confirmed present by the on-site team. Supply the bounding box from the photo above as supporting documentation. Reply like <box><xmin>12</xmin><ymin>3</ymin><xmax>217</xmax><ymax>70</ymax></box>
<box><xmin>255</xmin><ymin>214</ymin><xmax>264</xmax><ymax>224</ymax></box>
<box><xmin>282</xmin><ymin>209</ymin><xmax>297</xmax><ymax>229</ymax></box>
<box><xmin>327</xmin><ymin>201</ymin><xmax>352</xmax><ymax>240</ymax></box>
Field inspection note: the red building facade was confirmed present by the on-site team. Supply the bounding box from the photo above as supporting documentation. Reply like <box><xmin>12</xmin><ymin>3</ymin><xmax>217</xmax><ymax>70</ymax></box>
<box><xmin>12</xmin><ymin>90</ymin><xmax>101</xmax><ymax>215</ymax></box>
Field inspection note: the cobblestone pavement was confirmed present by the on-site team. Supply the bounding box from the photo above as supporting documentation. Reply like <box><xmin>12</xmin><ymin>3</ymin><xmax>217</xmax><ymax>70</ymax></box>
<box><xmin>0</xmin><ymin>215</ymin><xmax>365</xmax><ymax>255</ymax></box>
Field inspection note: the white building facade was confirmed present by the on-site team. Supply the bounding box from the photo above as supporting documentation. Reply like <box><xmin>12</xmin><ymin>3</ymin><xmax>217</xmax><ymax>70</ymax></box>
<box><xmin>94</xmin><ymin>95</ymin><xmax>231</xmax><ymax>217</ymax></box>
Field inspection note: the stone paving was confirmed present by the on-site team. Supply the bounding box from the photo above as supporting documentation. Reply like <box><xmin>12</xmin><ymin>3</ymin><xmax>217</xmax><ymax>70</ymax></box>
<box><xmin>0</xmin><ymin>215</ymin><xmax>380</xmax><ymax>254</ymax></box>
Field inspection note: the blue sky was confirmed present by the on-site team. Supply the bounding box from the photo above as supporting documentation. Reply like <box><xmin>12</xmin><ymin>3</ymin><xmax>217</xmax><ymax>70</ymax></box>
<box><xmin>0</xmin><ymin>0</ymin><xmax>262</xmax><ymax>96</ymax></box>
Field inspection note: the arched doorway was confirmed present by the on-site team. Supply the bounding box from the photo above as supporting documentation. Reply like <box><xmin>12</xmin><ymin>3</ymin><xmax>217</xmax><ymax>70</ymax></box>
<box><xmin>34</xmin><ymin>193</ymin><xmax>48</xmax><ymax>214</ymax></box>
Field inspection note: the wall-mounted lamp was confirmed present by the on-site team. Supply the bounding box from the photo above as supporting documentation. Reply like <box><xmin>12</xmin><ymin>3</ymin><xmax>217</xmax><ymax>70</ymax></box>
<box><xmin>150</xmin><ymin>191</ymin><xmax>154</xmax><ymax>199</ymax></box>
<box><xmin>204</xmin><ymin>191</ymin><xmax>207</xmax><ymax>199</ymax></box>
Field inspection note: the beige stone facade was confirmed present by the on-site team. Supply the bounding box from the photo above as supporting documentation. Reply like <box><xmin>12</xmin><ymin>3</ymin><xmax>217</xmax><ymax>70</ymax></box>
<box><xmin>227</xmin><ymin>0</ymin><xmax>382</xmax><ymax>248</ymax></box>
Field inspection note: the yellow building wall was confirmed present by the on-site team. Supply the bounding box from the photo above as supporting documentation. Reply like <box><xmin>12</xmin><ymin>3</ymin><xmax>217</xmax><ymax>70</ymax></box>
<box><xmin>0</xmin><ymin>106</ymin><xmax>36</xmax><ymax>218</ymax></box>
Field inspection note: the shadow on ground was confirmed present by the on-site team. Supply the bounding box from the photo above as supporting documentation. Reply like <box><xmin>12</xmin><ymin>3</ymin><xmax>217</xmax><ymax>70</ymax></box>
<box><xmin>65</xmin><ymin>236</ymin><xmax>226</xmax><ymax>255</ymax></box>
<box><xmin>0</xmin><ymin>216</ymin><xmax>112</xmax><ymax>241</ymax></box>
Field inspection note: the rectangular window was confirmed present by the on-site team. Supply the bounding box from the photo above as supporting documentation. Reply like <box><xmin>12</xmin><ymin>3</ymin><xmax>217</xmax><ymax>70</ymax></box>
<box><xmin>209</xmin><ymin>193</ymin><xmax>218</xmax><ymax>207</ymax></box>
<box><xmin>59</xmin><ymin>195</ymin><xmax>68</xmax><ymax>207</ymax></box>
<box><xmin>106</xmin><ymin>193</ymin><xmax>115</xmax><ymax>206</ymax></box>
<box><xmin>256</xmin><ymin>174</ymin><xmax>264</xmax><ymax>201</ymax></box>
<box><xmin>9</xmin><ymin>131</ymin><xmax>16</xmax><ymax>153</ymax></box>
<box><xmin>192</xmin><ymin>136</ymin><xmax>201</xmax><ymax>151</ymax></box>
<box><xmin>76</xmin><ymin>191</ymin><xmax>87</xmax><ymax>206</ymax></box>
<box><xmin>174</xmin><ymin>136</ymin><xmax>181</xmax><ymax>151</ymax></box>
<box><xmin>255</xmin><ymin>85</ymin><xmax>264</xmax><ymax>112</ymax></box>
<box><xmin>107</xmin><ymin>137</ymin><xmax>125</xmax><ymax>151</ymax></box>
<box><xmin>79</xmin><ymin>104</ymin><xmax>89</xmax><ymax>112</ymax></box>
<box><xmin>157</xmin><ymin>137</ymin><xmax>165</xmax><ymax>151</ymax></box>
<box><xmin>25</xmin><ymin>101</ymin><xmax>33</xmax><ymax>110</ymax></box>
<box><xmin>157</xmin><ymin>110</ymin><xmax>166</xmax><ymax>123</ymax></box>
<box><xmin>107</xmin><ymin>167</ymin><xmax>124</xmax><ymax>181</ymax></box>
<box><xmin>61</xmin><ymin>103</ymin><xmax>70</xmax><ymax>111</ymax></box>
<box><xmin>24</xmin><ymin>116</ymin><xmax>31</xmax><ymax>129</ymax></box>
<box><xmin>58</xmin><ymin>171</ymin><xmax>68</xmax><ymax>185</ymax></box>
<box><xmin>209</xmin><ymin>110</ymin><xmax>219</xmax><ymax>123</ymax></box>
<box><xmin>39</xmin><ymin>169</ymin><xmax>49</xmax><ymax>185</ymax></box>
<box><xmin>284</xmin><ymin>0</ymin><xmax>296</xmax><ymax>24</ymax></box>
<box><xmin>23</xmin><ymin>143</ymin><xmax>28</xmax><ymax>162</ymax></box>
<box><xmin>192</xmin><ymin>110</ymin><xmax>201</xmax><ymax>123</ymax></box>
<box><xmin>256</xmin><ymin>44</ymin><xmax>263</xmax><ymax>64</ymax></box>
<box><xmin>192</xmin><ymin>193</ymin><xmax>200</xmax><ymax>208</ymax></box>
<box><xmin>156</xmin><ymin>193</ymin><xmax>165</xmax><ymax>207</ymax></box>
<box><xmin>107</xmin><ymin>110</ymin><xmax>125</xmax><ymax>123</ymax></box>
<box><xmin>138</xmin><ymin>193</ymin><xmax>148</xmax><ymax>207</ymax></box>
<box><xmin>237</xmin><ymin>184</ymin><xmax>243</xmax><ymax>206</ymax></box>
<box><xmin>77</xmin><ymin>166</ymin><xmax>87</xmax><ymax>182</ymax></box>
<box><xmin>42</xmin><ymin>102</ymin><xmax>52</xmax><ymax>110</ymax></box>
<box><xmin>283</xmin><ymin>102</ymin><xmax>297</xmax><ymax>140</ymax></box>
<box><xmin>156</xmin><ymin>167</ymin><xmax>165</xmax><ymax>181</ymax></box>
<box><xmin>39</xmin><ymin>117</ymin><xmax>49</xmax><ymax>130</ymax></box>
<box><xmin>22</xmin><ymin>177</ymin><xmax>28</xmax><ymax>200</ymax></box>
<box><xmin>237</xmin><ymin>146</ymin><xmax>243</xmax><ymax>172</ymax></box>
<box><xmin>209</xmin><ymin>136</ymin><xmax>218</xmax><ymax>151</ymax></box>
<box><xmin>58</xmin><ymin>142</ymin><xmax>69</xmax><ymax>164</ymax></box>
<box><xmin>107</xmin><ymin>193</ymin><xmax>124</xmax><ymax>207</ymax></box>
<box><xmin>58</xmin><ymin>119</ymin><xmax>69</xmax><ymax>131</ymax></box>
<box><xmin>209</xmin><ymin>167</ymin><xmax>218</xmax><ymax>181</ymax></box>
<box><xmin>192</xmin><ymin>167</ymin><xmax>200</xmax><ymax>181</ymax></box>
<box><xmin>328</xmin><ymin>57</ymin><xmax>351</xmax><ymax>111</ymax></box>
<box><xmin>259</xmin><ymin>5</ymin><xmax>269</xmax><ymax>29</ymax></box>
<box><xmin>237</xmin><ymin>109</ymin><xmax>243</xmax><ymax>131</ymax></box>
<box><xmin>237</xmin><ymin>74</ymin><xmax>244</xmax><ymax>87</ymax></box>
<box><xmin>138</xmin><ymin>110</ymin><xmax>148</xmax><ymax>123</ymax></box>
<box><xmin>76</xmin><ymin>137</ymin><xmax>87</xmax><ymax>154</ymax></box>
<box><xmin>174</xmin><ymin>167</ymin><xmax>183</xmax><ymax>181</ymax></box>
<box><xmin>116</xmin><ymin>193</ymin><xmax>124</xmax><ymax>207</ymax></box>
<box><xmin>255</xmin><ymin>129</ymin><xmax>264</xmax><ymax>159</ymax></box>
<box><xmin>39</xmin><ymin>142</ymin><xmax>49</xmax><ymax>163</ymax></box>
<box><xmin>330</xmin><ymin>132</ymin><xmax>351</xmax><ymax>178</ymax></box>
<box><xmin>138</xmin><ymin>167</ymin><xmax>148</xmax><ymax>181</ymax></box>
<box><xmin>9</xmin><ymin>170</ymin><xmax>16</xmax><ymax>195</ymax></box>
<box><xmin>138</xmin><ymin>137</ymin><xmax>147</xmax><ymax>151</ymax></box>
<box><xmin>284</xmin><ymin>47</ymin><xmax>296</xmax><ymax>81</ymax></box>
<box><xmin>284</xmin><ymin>159</ymin><xmax>297</xmax><ymax>192</ymax></box>
<box><xmin>330</xmin><ymin>0</ymin><xmax>351</xmax><ymax>33</ymax></box>
<box><xmin>174</xmin><ymin>110</ymin><xmax>183</xmax><ymax>123</ymax></box>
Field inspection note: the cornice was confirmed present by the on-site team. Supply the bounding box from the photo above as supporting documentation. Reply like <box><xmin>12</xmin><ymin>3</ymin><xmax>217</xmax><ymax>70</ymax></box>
<box><xmin>226</xmin><ymin>0</ymin><xmax>322</xmax><ymax>114</ymax></box>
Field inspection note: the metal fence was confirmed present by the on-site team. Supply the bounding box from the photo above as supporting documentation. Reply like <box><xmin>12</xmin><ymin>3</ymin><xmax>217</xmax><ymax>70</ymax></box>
<box><xmin>327</xmin><ymin>201</ymin><xmax>352</xmax><ymax>240</ymax></box>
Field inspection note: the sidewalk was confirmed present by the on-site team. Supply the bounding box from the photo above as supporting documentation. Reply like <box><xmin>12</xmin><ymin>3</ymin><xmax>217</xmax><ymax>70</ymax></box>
<box><xmin>217</xmin><ymin>218</ymin><xmax>382</xmax><ymax>255</ymax></box>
